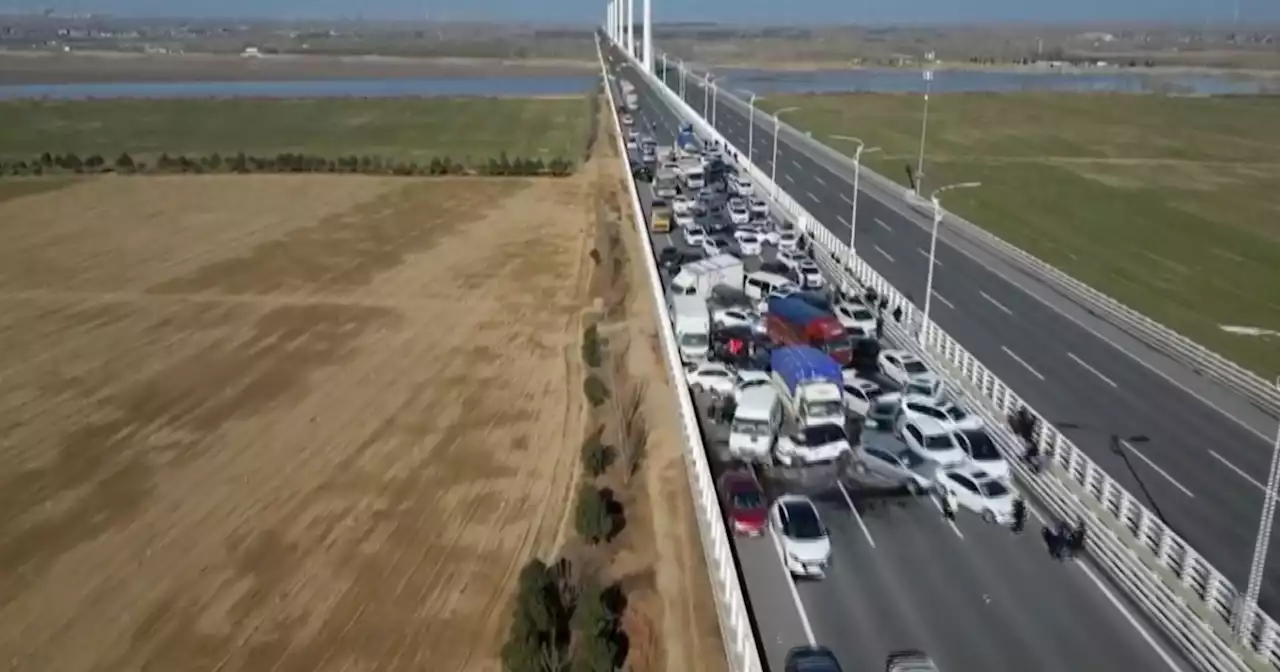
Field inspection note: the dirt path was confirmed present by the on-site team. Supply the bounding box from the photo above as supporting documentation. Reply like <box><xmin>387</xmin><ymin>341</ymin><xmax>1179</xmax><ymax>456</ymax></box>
<box><xmin>0</xmin><ymin>173</ymin><xmax>593</xmax><ymax>671</ymax></box>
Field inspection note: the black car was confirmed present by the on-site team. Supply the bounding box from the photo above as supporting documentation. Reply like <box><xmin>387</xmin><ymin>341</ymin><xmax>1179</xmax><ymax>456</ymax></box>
<box><xmin>884</xmin><ymin>650</ymin><xmax>939</xmax><ymax>672</ymax></box>
<box><xmin>632</xmin><ymin>165</ymin><xmax>653</xmax><ymax>182</ymax></box>
<box><xmin>785</xmin><ymin>645</ymin><xmax>844</xmax><ymax>672</ymax></box>
<box><xmin>848</xmin><ymin>336</ymin><xmax>881</xmax><ymax>374</ymax></box>
<box><xmin>657</xmin><ymin>246</ymin><xmax>704</xmax><ymax>275</ymax></box>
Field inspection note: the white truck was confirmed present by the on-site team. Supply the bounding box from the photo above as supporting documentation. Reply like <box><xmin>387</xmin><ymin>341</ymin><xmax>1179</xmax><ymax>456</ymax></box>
<box><xmin>654</xmin><ymin>165</ymin><xmax>678</xmax><ymax>199</ymax></box>
<box><xmin>675</xmin><ymin>157</ymin><xmax>706</xmax><ymax>190</ymax></box>
<box><xmin>669</xmin><ymin>295</ymin><xmax>711</xmax><ymax>363</ymax></box>
<box><xmin>770</xmin><ymin>345</ymin><xmax>846</xmax><ymax>429</ymax></box>
<box><xmin>621</xmin><ymin>80</ymin><xmax>639</xmax><ymax>111</ymax></box>
<box><xmin>669</xmin><ymin>254</ymin><xmax>745</xmax><ymax>300</ymax></box>
<box><xmin>729</xmin><ymin>386</ymin><xmax>781</xmax><ymax>463</ymax></box>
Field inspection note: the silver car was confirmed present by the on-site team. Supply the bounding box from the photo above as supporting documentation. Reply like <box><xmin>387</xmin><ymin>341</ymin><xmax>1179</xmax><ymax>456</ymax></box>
<box><xmin>857</xmin><ymin>443</ymin><xmax>936</xmax><ymax>494</ymax></box>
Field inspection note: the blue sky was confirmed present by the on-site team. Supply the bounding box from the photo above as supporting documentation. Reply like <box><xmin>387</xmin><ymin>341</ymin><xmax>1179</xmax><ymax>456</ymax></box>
<box><xmin>1</xmin><ymin>0</ymin><xmax>1274</xmax><ymax>24</ymax></box>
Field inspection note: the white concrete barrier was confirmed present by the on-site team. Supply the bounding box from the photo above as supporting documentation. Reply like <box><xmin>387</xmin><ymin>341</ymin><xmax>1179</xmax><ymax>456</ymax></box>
<box><xmin>596</xmin><ymin>36</ymin><xmax>765</xmax><ymax>672</ymax></box>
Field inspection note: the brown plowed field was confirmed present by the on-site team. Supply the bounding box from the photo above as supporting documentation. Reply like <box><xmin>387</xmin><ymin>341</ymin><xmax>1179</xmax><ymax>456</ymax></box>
<box><xmin>0</xmin><ymin>173</ymin><xmax>594</xmax><ymax>671</ymax></box>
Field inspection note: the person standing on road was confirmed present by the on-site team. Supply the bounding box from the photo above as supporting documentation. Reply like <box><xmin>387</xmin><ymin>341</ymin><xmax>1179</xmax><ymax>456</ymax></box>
<box><xmin>874</xmin><ymin>316</ymin><xmax>885</xmax><ymax>341</ymax></box>
<box><xmin>940</xmin><ymin>488</ymin><xmax>957</xmax><ymax>521</ymax></box>
<box><xmin>1011</xmin><ymin>497</ymin><xmax>1027</xmax><ymax>534</ymax></box>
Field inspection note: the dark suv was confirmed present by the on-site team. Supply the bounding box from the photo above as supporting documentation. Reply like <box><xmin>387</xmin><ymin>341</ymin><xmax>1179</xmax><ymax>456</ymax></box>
<box><xmin>784</xmin><ymin>645</ymin><xmax>843</xmax><ymax>672</ymax></box>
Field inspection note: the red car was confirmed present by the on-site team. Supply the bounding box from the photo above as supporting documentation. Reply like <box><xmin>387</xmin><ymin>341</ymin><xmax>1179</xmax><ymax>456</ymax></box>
<box><xmin>720</xmin><ymin>468</ymin><xmax>768</xmax><ymax>536</ymax></box>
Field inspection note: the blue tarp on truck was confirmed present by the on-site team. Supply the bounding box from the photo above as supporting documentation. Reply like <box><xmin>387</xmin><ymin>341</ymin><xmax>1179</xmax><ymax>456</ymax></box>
<box><xmin>769</xmin><ymin>345</ymin><xmax>842</xmax><ymax>396</ymax></box>
<box><xmin>677</xmin><ymin>124</ymin><xmax>697</xmax><ymax>152</ymax></box>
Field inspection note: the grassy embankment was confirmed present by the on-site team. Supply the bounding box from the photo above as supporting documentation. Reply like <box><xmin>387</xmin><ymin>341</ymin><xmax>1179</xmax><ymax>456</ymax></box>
<box><xmin>758</xmin><ymin>92</ymin><xmax>1280</xmax><ymax>377</ymax></box>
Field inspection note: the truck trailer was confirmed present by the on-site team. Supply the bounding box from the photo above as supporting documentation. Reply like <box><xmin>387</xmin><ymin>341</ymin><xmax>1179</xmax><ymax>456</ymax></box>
<box><xmin>670</xmin><ymin>254</ymin><xmax>744</xmax><ymax>300</ymax></box>
<box><xmin>766</xmin><ymin>295</ymin><xmax>853</xmax><ymax>366</ymax></box>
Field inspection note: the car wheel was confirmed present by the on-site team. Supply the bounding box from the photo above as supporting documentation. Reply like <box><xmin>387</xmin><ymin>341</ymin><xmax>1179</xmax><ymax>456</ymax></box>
<box><xmin>982</xmin><ymin>509</ymin><xmax>996</xmax><ymax>524</ymax></box>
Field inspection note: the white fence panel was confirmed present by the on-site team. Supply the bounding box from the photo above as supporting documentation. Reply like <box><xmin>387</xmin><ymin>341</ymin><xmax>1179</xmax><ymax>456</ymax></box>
<box><xmin>597</xmin><ymin>37</ymin><xmax>765</xmax><ymax>672</ymax></box>
<box><xmin>623</xmin><ymin>44</ymin><xmax>1280</xmax><ymax>671</ymax></box>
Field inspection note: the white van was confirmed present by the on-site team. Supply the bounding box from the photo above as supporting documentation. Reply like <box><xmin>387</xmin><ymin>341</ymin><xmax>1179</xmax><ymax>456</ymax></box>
<box><xmin>743</xmin><ymin>271</ymin><xmax>795</xmax><ymax>302</ymax></box>
<box><xmin>729</xmin><ymin>386</ymin><xmax>781</xmax><ymax>462</ymax></box>
<box><xmin>669</xmin><ymin>295</ymin><xmax>711</xmax><ymax>363</ymax></box>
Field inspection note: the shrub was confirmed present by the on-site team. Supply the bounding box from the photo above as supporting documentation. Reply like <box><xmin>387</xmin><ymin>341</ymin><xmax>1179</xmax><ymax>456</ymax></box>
<box><xmin>581</xmin><ymin>324</ymin><xmax>603</xmax><ymax>368</ymax></box>
<box><xmin>574</xmin><ymin>485</ymin><xmax>616</xmax><ymax>544</ymax></box>
<box><xmin>583</xmin><ymin>375</ymin><xmax>609</xmax><ymax>407</ymax></box>
<box><xmin>581</xmin><ymin>431</ymin><xmax>614</xmax><ymax>477</ymax></box>
<box><xmin>501</xmin><ymin>558</ymin><xmax>575</xmax><ymax>672</ymax></box>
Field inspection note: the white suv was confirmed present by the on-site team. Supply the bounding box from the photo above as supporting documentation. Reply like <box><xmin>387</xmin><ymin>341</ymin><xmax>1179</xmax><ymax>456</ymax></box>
<box><xmin>771</xmin><ymin>494</ymin><xmax>832</xmax><ymax>578</ymax></box>
<box><xmin>899</xmin><ymin>415</ymin><xmax>968</xmax><ymax>468</ymax></box>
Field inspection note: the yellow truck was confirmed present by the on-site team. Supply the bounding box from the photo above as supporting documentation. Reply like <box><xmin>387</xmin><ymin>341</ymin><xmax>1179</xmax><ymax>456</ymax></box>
<box><xmin>651</xmin><ymin>199</ymin><xmax>672</xmax><ymax>233</ymax></box>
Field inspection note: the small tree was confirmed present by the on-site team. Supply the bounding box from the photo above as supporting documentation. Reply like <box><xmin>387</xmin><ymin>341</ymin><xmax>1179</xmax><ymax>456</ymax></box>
<box><xmin>583</xmin><ymin>375</ymin><xmax>609</xmax><ymax>407</ymax></box>
<box><xmin>572</xmin><ymin>630</ymin><xmax>618</xmax><ymax>672</ymax></box>
<box><xmin>581</xmin><ymin>324</ymin><xmax>602</xmax><ymax>367</ymax></box>
<box><xmin>114</xmin><ymin>152</ymin><xmax>135</xmax><ymax>172</ymax></box>
<box><xmin>580</xmin><ymin>432</ymin><xmax>614</xmax><ymax>477</ymax></box>
<box><xmin>574</xmin><ymin>485</ymin><xmax>615</xmax><ymax>544</ymax></box>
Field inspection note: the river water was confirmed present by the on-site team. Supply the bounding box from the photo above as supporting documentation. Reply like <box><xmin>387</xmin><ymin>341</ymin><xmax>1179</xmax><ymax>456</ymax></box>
<box><xmin>0</xmin><ymin>68</ymin><xmax>1272</xmax><ymax>100</ymax></box>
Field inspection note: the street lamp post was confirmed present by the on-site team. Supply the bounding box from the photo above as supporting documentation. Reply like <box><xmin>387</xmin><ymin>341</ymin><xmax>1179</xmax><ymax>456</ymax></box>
<box><xmin>661</xmin><ymin>53</ymin><xmax>667</xmax><ymax>82</ymax></box>
<box><xmin>677</xmin><ymin>60</ymin><xmax>686</xmax><ymax>100</ymax></box>
<box><xmin>915</xmin><ymin>51</ymin><xmax>935</xmax><ymax>195</ymax></box>
<box><xmin>770</xmin><ymin>106</ymin><xmax>800</xmax><ymax>194</ymax></box>
<box><xmin>702</xmin><ymin>73</ymin><xmax>711</xmax><ymax>117</ymax></box>
<box><xmin>829</xmin><ymin>135</ymin><xmax>881</xmax><ymax>261</ymax></box>
<box><xmin>921</xmin><ymin>181</ymin><xmax>981</xmax><ymax>344</ymax></box>
<box><xmin>711</xmin><ymin>81</ymin><xmax>719</xmax><ymax>127</ymax></box>
<box><xmin>737</xmin><ymin>90</ymin><xmax>757</xmax><ymax>166</ymax></box>
<box><xmin>1237</xmin><ymin>375</ymin><xmax>1280</xmax><ymax>641</ymax></box>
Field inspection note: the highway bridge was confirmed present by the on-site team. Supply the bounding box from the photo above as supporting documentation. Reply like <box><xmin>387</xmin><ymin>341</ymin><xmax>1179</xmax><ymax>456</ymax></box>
<box><xmin>604</xmin><ymin>44</ymin><xmax>1196</xmax><ymax>672</ymax></box>
<box><xmin>662</xmin><ymin>63</ymin><xmax>1280</xmax><ymax>612</ymax></box>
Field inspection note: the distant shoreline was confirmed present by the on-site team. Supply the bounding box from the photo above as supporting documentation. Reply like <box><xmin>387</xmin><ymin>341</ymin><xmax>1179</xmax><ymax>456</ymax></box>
<box><xmin>0</xmin><ymin>50</ymin><xmax>597</xmax><ymax>85</ymax></box>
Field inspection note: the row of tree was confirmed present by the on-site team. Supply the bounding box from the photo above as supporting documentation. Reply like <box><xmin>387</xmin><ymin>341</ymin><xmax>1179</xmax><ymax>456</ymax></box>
<box><xmin>501</xmin><ymin>558</ymin><xmax>627</xmax><ymax>672</ymax></box>
<box><xmin>0</xmin><ymin>151</ymin><xmax>578</xmax><ymax>178</ymax></box>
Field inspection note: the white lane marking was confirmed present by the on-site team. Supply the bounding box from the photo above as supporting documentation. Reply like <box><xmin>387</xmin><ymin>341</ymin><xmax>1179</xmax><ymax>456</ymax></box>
<box><xmin>1208</xmin><ymin>450</ymin><xmax>1265</xmax><ymax>491</ymax></box>
<box><xmin>807</xmin><ymin>191</ymin><xmax>820</xmax><ymax>203</ymax></box>
<box><xmin>785</xmin><ymin>173</ymin><xmax>795</xmax><ymax>183</ymax></box>
<box><xmin>813</xmin><ymin>175</ymin><xmax>826</xmax><ymax>186</ymax></box>
<box><xmin>874</xmin><ymin>245</ymin><xmax>895</xmax><ymax>263</ymax></box>
<box><xmin>1119</xmin><ymin>439</ymin><xmax>1196</xmax><ymax>498</ymax></box>
<box><xmin>1067</xmin><ymin>352</ymin><xmax>1118</xmax><ymax>388</ymax></box>
<box><xmin>932</xmin><ymin>291</ymin><xmax>955</xmax><ymax>309</ymax></box>
<box><xmin>837</xmin><ymin>481</ymin><xmax>877</xmax><ymax>547</ymax></box>
<box><xmin>874</xmin><ymin>217</ymin><xmax>891</xmax><ymax>231</ymax></box>
<box><xmin>916</xmin><ymin>248</ymin><xmax>942</xmax><ymax>266</ymax></box>
<box><xmin>840</xmin><ymin>193</ymin><xmax>852</xmax><ymax>204</ymax></box>
<box><xmin>792</xmin><ymin>159</ymin><xmax>804</xmax><ymax>169</ymax></box>
<box><xmin>837</xmin><ymin>214</ymin><xmax>849</xmax><ymax>226</ymax></box>
<box><xmin>980</xmin><ymin>290</ymin><xmax>1014</xmax><ymax>315</ymax></box>
<box><xmin>767</xmin><ymin>528</ymin><xmax>819</xmax><ymax>644</ymax></box>
<box><xmin>1018</xmin><ymin>496</ymin><xmax>1187</xmax><ymax>672</ymax></box>
<box><xmin>1001</xmin><ymin>346</ymin><xmax>1045</xmax><ymax>381</ymax></box>
<box><xmin>928</xmin><ymin>493</ymin><xmax>965</xmax><ymax>538</ymax></box>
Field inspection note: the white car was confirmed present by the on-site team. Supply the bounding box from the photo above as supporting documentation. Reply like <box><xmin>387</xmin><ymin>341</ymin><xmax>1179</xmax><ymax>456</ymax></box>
<box><xmin>797</xmin><ymin>260</ymin><xmax>824</xmax><ymax>289</ymax></box>
<box><xmin>841</xmin><ymin>373</ymin><xmax>885</xmax><ymax>417</ymax></box>
<box><xmin>834</xmin><ymin>302</ymin><xmax>877</xmax><ymax>338</ymax></box>
<box><xmin>712</xmin><ymin>306</ymin><xmax>755</xmax><ymax>330</ymax></box>
<box><xmin>900</xmin><ymin>415</ymin><xmax>970</xmax><ymax>468</ymax></box>
<box><xmin>777</xmin><ymin>249</ymin><xmax>804</xmax><ymax>272</ymax></box>
<box><xmin>878</xmin><ymin>349</ymin><xmax>943</xmax><ymax>398</ymax></box>
<box><xmin>771</xmin><ymin>495</ymin><xmax>832</xmax><ymax>578</ymax></box>
<box><xmin>730</xmin><ymin>174</ymin><xmax>754</xmax><ymax>196</ymax></box>
<box><xmin>953</xmin><ymin>427</ymin><xmax>1010</xmax><ymax>481</ymax></box>
<box><xmin>893</xmin><ymin>397</ymin><xmax>983</xmax><ymax>435</ymax></box>
<box><xmin>775</xmin><ymin>423</ymin><xmax>853</xmax><ymax>467</ymax></box>
<box><xmin>727</xmin><ymin>199</ymin><xmax>750</xmax><ymax>225</ymax></box>
<box><xmin>673</xmin><ymin>195</ymin><xmax>695</xmax><ymax>215</ymax></box>
<box><xmin>674</xmin><ymin>210</ymin><xmax>696</xmax><ymax>228</ymax></box>
<box><xmin>682</xmin><ymin>225</ymin><xmax>707</xmax><ymax>246</ymax></box>
<box><xmin>748</xmin><ymin>198</ymin><xmax>769</xmax><ymax>217</ymax></box>
<box><xmin>733</xmin><ymin>369</ymin><xmax>772</xmax><ymax>403</ymax></box>
<box><xmin>702</xmin><ymin>237</ymin><xmax>727</xmax><ymax>257</ymax></box>
<box><xmin>778</xmin><ymin>231</ymin><xmax>800</xmax><ymax>252</ymax></box>
<box><xmin>736</xmin><ymin>232</ymin><xmax>763</xmax><ymax>256</ymax></box>
<box><xmin>687</xmin><ymin>361</ymin><xmax>735</xmax><ymax>396</ymax></box>
<box><xmin>936</xmin><ymin>466</ymin><xmax>1016</xmax><ymax>524</ymax></box>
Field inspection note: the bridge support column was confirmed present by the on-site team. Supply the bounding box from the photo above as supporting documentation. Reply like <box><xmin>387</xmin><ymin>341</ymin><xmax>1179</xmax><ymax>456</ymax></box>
<box><xmin>625</xmin><ymin>0</ymin><xmax>635</xmax><ymax>56</ymax></box>
<box><xmin>642</xmin><ymin>0</ymin><xmax>652</xmax><ymax>72</ymax></box>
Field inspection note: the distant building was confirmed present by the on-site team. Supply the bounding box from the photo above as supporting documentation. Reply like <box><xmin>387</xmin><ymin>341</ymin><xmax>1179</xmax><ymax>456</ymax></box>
<box><xmin>1076</xmin><ymin>32</ymin><xmax>1116</xmax><ymax>43</ymax></box>
<box><xmin>241</xmin><ymin>46</ymin><xmax>260</xmax><ymax>57</ymax></box>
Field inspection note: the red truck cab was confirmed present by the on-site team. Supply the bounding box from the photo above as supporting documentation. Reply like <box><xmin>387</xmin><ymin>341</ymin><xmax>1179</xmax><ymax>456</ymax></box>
<box><xmin>765</xmin><ymin>295</ymin><xmax>853</xmax><ymax>365</ymax></box>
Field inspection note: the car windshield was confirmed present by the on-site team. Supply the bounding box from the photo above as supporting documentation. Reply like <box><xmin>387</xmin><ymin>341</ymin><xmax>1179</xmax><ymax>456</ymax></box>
<box><xmin>804</xmin><ymin>399</ymin><xmax>845</xmax><ymax>419</ymax></box>
<box><xmin>732</xmin><ymin>491</ymin><xmax>764</xmax><ymax>510</ymax></box>
<box><xmin>823</xmin><ymin>336</ymin><xmax>853</xmax><ymax>354</ymax></box>
<box><xmin>680</xmin><ymin>333</ymin><xmax>709</xmax><ymax>347</ymax></box>
<box><xmin>850</xmin><ymin>308</ymin><xmax>873</xmax><ymax>321</ymax></box>
<box><xmin>731</xmin><ymin>418</ymin><xmax>771</xmax><ymax>436</ymax></box>
<box><xmin>785</xmin><ymin>504</ymin><xmax>825</xmax><ymax>539</ymax></box>
<box><xmin>740</xmin><ymin>234</ymin><xmax>758</xmax><ymax>243</ymax></box>
<box><xmin>898</xmin><ymin>449</ymin><xmax>927</xmax><ymax>468</ymax></box>
<box><xmin>981</xmin><ymin>480</ymin><xmax>1011</xmax><ymax>498</ymax></box>
<box><xmin>801</xmin><ymin>425</ymin><xmax>846</xmax><ymax>445</ymax></box>
<box><xmin>944</xmin><ymin>405</ymin><xmax>969</xmax><ymax>421</ymax></box>
<box><xmin>962</xmin><ymin>431</ymin><xmax>1000</xmax><ymax>460</ymax></box>
<box><xmin>903</xmin><ymin>360</ymin><xmax>929</xmax><ymax>374</ymax></box>
<box><xmin>923</xmin><ymin>433</ymin><xmax>955</xmax><ymax>450</ymax></box>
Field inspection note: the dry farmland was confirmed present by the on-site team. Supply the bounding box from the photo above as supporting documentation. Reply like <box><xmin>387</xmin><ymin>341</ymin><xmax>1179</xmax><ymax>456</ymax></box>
<box><xmin>0</xmin><ymin>173</ymin><xmax>597</xmax><ymax>671</ymax></box>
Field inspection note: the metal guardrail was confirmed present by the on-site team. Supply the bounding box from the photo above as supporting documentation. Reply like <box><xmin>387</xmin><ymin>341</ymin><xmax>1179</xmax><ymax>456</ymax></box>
<box><xmin>597</xmin><ymin>37</ymin><xmax>765</xmax><ymax>672</ymax></box>
<box><xmin>684</xmin><ymin>67</ymin><xmax>1280</xmax><ymax>418</ymax></box>
<box><xmin>628</xmin><ymin>47</ymin><xmax>1280</xmax><ymax>671</ymax></box>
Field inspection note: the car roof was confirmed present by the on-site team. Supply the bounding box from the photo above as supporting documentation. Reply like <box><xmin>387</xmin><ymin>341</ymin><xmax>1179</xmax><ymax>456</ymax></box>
<box><xmin>944</xmin><ymin>464</ymin><xmax>997</xmax><ymax>481</ymax></box>
<box><xmin>882</xmin><ymin>348</ymin><xmax>909</xmax><ymax>358</ymax></box>
<box><xmin>776</xmin><ymin>493</ymin><xmax>815</xmax><ymax>508</ymax></box>
<box><xmin>785</xmin><ymin>645</ymin><xmax>842</xmax><ymax>671</ymax></box>
<box><xmin>722</xmin><ymin>468</ymin><xmax>761</xmax><ymax>490</ymax></box>
<box><xmin>907</xmin><ymin>415</ymin><xmax>951</xmax><ymax>435</ymax></box>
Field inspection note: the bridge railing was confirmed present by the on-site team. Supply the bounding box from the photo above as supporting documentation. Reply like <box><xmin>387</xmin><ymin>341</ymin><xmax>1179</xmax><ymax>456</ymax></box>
<box><xmin>597</xmin><ymin>36</ymin><xmax>765</xmax><ymax>672</ymax></box>
<box><xmin>620</xmin><ymin>42</ymin><xmax>1279</xmax><ymax>671</ymax></box>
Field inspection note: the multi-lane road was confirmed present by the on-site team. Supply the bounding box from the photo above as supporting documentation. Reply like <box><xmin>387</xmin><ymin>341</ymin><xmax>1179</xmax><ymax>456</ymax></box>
<box><xmin>651</xmin><ymin>60</ymin><xmax>1280</xmax><ymax>610</ymax></box>
<box><xmin>606</xmin><ymin>48</ymin><xmax>1194</xmax><ymax>672</ymax></box>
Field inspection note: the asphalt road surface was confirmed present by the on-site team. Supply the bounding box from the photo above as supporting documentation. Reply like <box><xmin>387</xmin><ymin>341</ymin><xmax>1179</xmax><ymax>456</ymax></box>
<box><xmin>605</xmin><ymin>53</ymin><xmax>1195</xmax><ymax>672</ymax></box>
<box><xmin>641</xmin><ymin>54</ymin><xmax>1280</xmax><ymax>612</ymax></box>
